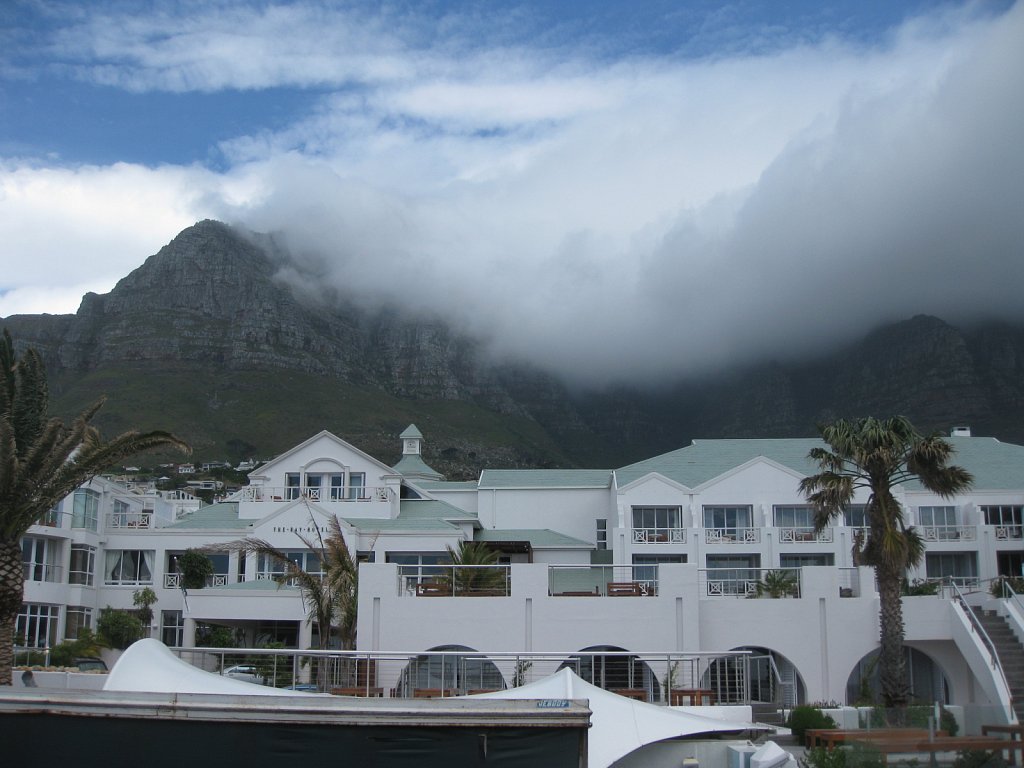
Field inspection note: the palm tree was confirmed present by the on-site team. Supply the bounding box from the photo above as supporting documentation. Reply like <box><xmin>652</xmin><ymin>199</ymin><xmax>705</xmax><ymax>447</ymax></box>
<box><xmin>799</xmin><ymin>416</ymin><xmax>972</xmax><ymax>709</ymax></box>
<box><xmin>0</xmin><ymin>330</ymin><xmax>189</xmax><ymax>684</ymax></box>
<box><xmin>444</xmin><ymin>540</ymin><xmax>506</xmax><ymax>595</ymax></box>
<box><xmin>223</xmin><ymin>515</ymin><xmax>358</xmax><ymax>650</ymax></box>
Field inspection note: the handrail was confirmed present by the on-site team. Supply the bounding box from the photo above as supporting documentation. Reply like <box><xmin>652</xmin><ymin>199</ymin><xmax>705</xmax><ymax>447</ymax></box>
<box><xmin>949</xmin><ymin>580</ymin><xmax>1013</xmax><ymax>697</ymax></box>
<box><xmin>1003</xmin><ymin>581</ymin><xmax>1024</xmax><ymax>640</ymax></box>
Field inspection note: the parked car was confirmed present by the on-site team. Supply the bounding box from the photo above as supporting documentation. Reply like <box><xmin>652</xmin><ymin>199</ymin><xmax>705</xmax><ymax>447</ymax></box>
<box><xmin>74</xmin><ymin>657</ymin><xmax>108</xmax><ymax>672</ymax></box>
<box><xmin>221</xmin><ymin>665</ymin><xmax>265</xmax><ymax>685</ymax></box>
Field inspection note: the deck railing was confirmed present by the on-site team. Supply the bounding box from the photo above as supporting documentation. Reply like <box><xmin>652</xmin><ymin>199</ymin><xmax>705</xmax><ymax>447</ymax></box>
<box><xmin>399</xmin><ymin>564</ymin><xmax>511</xmax><ymax>597</ymax></box>
<box><xmin>700</xmin><ymin>567</ymin><xmax>802</xmax><ymax>598</ymax></box>
<box><xmin>233</xmin><ymin>486</ymin><xmax>392</xmax><ymax>502</ymax></box>
<box><xmin>547</xmin><ymin>564</ymin><xmax>658</xmax><ymax>597</ymax></box>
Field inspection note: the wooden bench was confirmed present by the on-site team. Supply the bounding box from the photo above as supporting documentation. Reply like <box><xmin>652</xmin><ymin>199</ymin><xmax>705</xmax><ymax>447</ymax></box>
<box><xmin>607</xmin><ymin>582</ymin><xmax>643</xmax><ymax>596</ymax></box>
<box><xmin>554</xmin><ymin>589</ymin><xmax>600</xmax><ymax>596</ymax></box>
<box><xmin>670</xmin><ymin>688</ymin><xmax>716</xmax><ymax>706</ymax></box>
<box><xmin>806</xmin><ymin>728</ymin><xmax>940</xmax><ymax>749</ymax></box>
<box><xmin>983</xmin><ymin>724</ymin><xmax>1024</xmax><ymax>740</ymax></box>
<box><xmin>845</xmin><ymin>735</ymin><xmax>1022</xmax><ymax>765</ymax></box>
<box><xmin>413</xmin><ymin>688</ymin><xmax>453</xmax><ymax>698</ymax></box>
<box><xmin>415</xmin><ymin>582</ymin><xmax>452</xmax><ymax>597</ymax></box>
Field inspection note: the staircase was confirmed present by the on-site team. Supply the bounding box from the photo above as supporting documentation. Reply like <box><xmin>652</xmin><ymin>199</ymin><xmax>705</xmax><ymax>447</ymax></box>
<box><xmin>973</xmin><ymin>608</ymin><xmax>1024</xmax><ymax>723</ymax></box>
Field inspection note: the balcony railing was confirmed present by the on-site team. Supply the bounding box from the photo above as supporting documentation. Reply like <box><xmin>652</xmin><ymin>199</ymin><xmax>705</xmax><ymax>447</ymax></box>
<box><xmin>919</xmin><ymin>524</ymin><xmax>976</xmax><ymax>542</ymax></box>
<box><xmin>108</xmin><ymin>511</ymin><xmax>153</xmax><ymax>529</ymax></box>
<box><xmin>704</xmin><ymin>527</ymin><xmax>761</xmax><ymax>544</ymax></box>
<box><xmin>164</xmin><ymin>572</ymin><xmax>229</xmax><ymax>589</ymax></box>
<box><xmin>632</xmin><ymin>527</ymin><xmax>686</xmax><ymax>544</ymax></box>
<box><xmin>400</xmin><ymin>565</ymin><xmax>512</xmax><ymax>597</ymax></box>
<box><xmin>233</xmin><ymin>486</ymin><xmax>392</xmax><ymax>503</ymax></box>
<box><xmin>548</xmin><ymin>565</ymin><xmax>658</xmax><ymax>597</ymax></box>
<box><xmin>701</xmin><ymin>567</ymin><xmax>802</xmax><ymax>598</ymax></box>
<box><xmin>22</xmin><ymin>563</ymin><xmax>62</xmax><ymax>582</ymax></box>
<box><xmin>173</xmin><ymin>646</ymin><xmax>756</xmax><ymax>704</ymax></box>
<box><xmin>778</xmin><ymin>526</ymin><xmax>833</xmax><ymax>543</ymax></box>
<box><xmin>993</xmin><ymin>525</ymin><xmax>1023</xmax><ymax>540</ymax></box>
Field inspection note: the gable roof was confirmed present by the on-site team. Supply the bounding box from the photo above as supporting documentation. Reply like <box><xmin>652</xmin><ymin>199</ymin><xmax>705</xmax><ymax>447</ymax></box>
<box><xmin>614</xmin><ymin>436</ymin><xmax>1024</xmax><ymax>492</ymax></box>
<box><xmin>398</xmin><ymin>499</ymin><xmax>478</xmax><ymax>522</ymax></box>
<box><xmin>164</xmin><ymin>502</ymin><xmax>251</xmax><ymax>530</ymax></box>
<box><xmin>478</xmin><ymin>469</ymin><xmax>612</xmax><ymax>489</ymax></box>
<box><xmin>248</xmin><ymin>429</ymin><xmax>396</xmax><ymax>479</ymax></box>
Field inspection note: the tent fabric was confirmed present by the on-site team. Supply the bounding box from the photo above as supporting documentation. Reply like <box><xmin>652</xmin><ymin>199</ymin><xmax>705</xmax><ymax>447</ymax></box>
<box><xmin>467</xmin><ymin>668</ymin><xmax>754</xmax><ymax>768</ymax></box>
<box><xmin>103</xmin><ymin>639</ymin><xmax>319</xmax><ymax>696</ymax></box>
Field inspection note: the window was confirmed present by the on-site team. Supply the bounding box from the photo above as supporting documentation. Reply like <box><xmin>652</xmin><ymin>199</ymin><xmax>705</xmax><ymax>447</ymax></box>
<box><xmin>387</xmin><ymin>552</ymin><xmax>450</xmax><ymax>592</ymax></box>
<box><xmin>774</xmin><ymin>506</ymin><xmax>814</xmax><ymax>528</ymax></box>
<box><xmin>843</xmin><ymin>504</ymin><xmax>867</xmax><ymax>528</ymax></box>
<box><xmin>104</xmin><ymin>550</ymin><xmax>154</xmax><ymax>585</ymax></box>
<box><xmin>65</xmin><ymin>607</ymin><xmax>92</xmax><ymax>639</ymax></box>
<box><xmin>631</xmin><ymin>506</ymin><xmax>682</xmax><ymax>542</ymax></box>
<box><xmin>305</xmin><ymin>473</ymin><xmax>323</xmax><ymax>499</ymax></box>
<box><xmin>983</xmin><ymin>505</ymin><xmax>1023</xmax><ymax>540</ymax></box>
<box><xmin>285</xmin><ymin>472</ymin><xmax>300</xmax><ymax>500</ymax></box>
<box><xmin>703</xmin><ymin>506</ymin><xmax>754</xmax><ymax>541</ymax></box>
<box><xmin>632</xmin><ymin>554</ymin><xmax>685</xmax><ymax>592</ymax></box>
<box><xmin>596</xmin><ymin>519</ymin><xmax>608</xmax><ymax>550</ymax></box>
<box><xmin>780</xmin><ymin>553</ymin><xmax>834</xmax><ymax>568</ymax></box>
<box><xmin>16</xmin><ymin>604</ymin><xmax>59</xmax><ymax>648</ymax></box>
<box><xmin>72</xmin><ymin>488</ymin><xmax>100</xmax><ymax>530</ymax></box>
<box><xmin>348</xmin><ymin>472</ymin><xmax>366</xmax><ymax>500</ymax></box>
<box><xmin>705</xmin><ymin>554</ymin><xmax>761</xmax><ymax>596</ymax></box>
<box><xmin>330</xmin><ymin>473</ymin><xmax>346</xmax><ymax>500</ymax></box>
<box><xmin>22</xmin><ymin>537</ymin><xmax>61</xmax><ymax>582</ymax></box>
<box><xmin>926</xmin><ymin>552</ymin><xmax>978</xmax><ymax>586</ymax></box>
<box><xmin>257</xmin><ymin>551</ymin><xmax>323</xmax><ymax>581</ymax></box>
<box><xmin>918</xmin><ymin>506</ymin><xmax>960</xmax><ymax>540</ymax></box>
<box><xmin>37</xmin><ymin>502</ymin><xmax>61</xmax><ymax>527</ymax></box>
<box><xmin>69</xmin><ymin>544</ymin><xmax>96</xmax><ymax>586</ymax></box>
<box><xmin>162</xmin><ymin>611</ymin><xmax>184</xmax><ymax>647</ymax></box>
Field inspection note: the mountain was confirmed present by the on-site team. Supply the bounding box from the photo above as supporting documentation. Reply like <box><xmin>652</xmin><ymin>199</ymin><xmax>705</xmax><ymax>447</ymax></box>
<box><xmin>5</xmin><ymin>220</ymin><xmax>1024</xmax><ymax>476</ymax></box>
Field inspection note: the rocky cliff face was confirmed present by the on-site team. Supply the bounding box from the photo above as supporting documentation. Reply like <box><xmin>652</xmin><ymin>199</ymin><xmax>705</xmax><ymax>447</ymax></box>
<box><xmin>5</xmin><ymin>220</ymin><xmax>1024</xmax><ymax>470</ymax></box>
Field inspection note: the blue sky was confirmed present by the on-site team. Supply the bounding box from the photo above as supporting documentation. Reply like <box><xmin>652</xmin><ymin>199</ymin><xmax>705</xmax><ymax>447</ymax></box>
<box><xmin>1</xmin><ymin>0</ymin><xmax>1022</xmax><ymax>383</ymax></box>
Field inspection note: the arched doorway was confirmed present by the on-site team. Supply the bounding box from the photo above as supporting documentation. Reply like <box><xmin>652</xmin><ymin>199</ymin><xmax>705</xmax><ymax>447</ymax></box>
<box><xmin>706</xmin><ymin>647</ymin><xmax>805</xmax><ymax>706</ymax></box>
<box><xmin>845</xmin><ymin>648</ymin><xmax>950</xmax><ymax>705</ymax></box>
<box><xmin>562</xmin><ymin>646</ymin><xmax>660</xmax><ymax>700</ymax></box>
<box><xmin>399</xmin><ymin>645</ymin><xmax>505</xmax><ymax>695</ymax></box>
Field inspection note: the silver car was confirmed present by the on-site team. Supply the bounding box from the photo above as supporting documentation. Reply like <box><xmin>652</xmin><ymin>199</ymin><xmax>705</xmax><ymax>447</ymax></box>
<box><xmin>221</xmin><ymin>664</ymin><xmax>265</xmax><ymax>685</ymax></box>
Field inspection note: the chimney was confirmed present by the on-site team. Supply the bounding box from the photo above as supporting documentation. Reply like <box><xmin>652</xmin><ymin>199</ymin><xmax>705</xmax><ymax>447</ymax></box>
<box><xmin>950</xmin><ymin>426</ymin><xmax>971</xmax><ymax>437</ymax></box>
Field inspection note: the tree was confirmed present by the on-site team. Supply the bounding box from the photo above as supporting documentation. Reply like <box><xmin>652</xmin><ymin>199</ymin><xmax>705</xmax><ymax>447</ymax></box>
<box><xmin>176</xmin><ymin>549</ymin><xmax>215</xmax><ymax>589</ymax></box>
<box><xmin>222</xmin><ymin>515</ymin><xmax>358</xmax><ymax>650</ymax></box>
<box><xmin>444</xmin><ymin>540</ymin><xmax>505</xmax><ymax>595</ymax></box>
<box><xmin>799</xmin><ymin>416</ymin><xmax>972</xmax><ymax>709</ymax></box>
<box><xmin>0</xmin><ymin>330</ymin><xmax>189</xmax><ymax>684</ymax></box>
<box><xmin>97</xmin><ymin>607</ymin><xmax>144</xmax><ymax>650</ymax></box>
<box><xmin>133</xmin><ymin>587</ymin><xmax>158</xmax><ymax>634</ymax></box>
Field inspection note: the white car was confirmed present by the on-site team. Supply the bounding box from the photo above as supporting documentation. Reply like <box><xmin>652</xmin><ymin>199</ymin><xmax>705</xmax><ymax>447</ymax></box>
<box><xmin>221</xmin><ymin>665</ymin><xmax>265</xmax><ymax>685</ymax></box>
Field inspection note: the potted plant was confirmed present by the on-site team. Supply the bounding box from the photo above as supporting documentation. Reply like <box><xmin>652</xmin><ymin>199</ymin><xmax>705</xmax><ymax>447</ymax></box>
<box><xmin>177</xmin><ymin>549</ymin><xmax>215</xmax><ymax>589</ymax></box>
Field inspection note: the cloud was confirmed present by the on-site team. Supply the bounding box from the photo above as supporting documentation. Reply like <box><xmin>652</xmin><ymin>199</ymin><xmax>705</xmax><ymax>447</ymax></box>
<box><xmin>2</xmin><ymin>1</ymin><xmax>1022</xmax><ymax>388</ymax></box>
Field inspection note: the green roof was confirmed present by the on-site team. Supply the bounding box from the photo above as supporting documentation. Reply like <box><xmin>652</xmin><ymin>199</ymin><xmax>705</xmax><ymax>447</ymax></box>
<box><xmin>398</xmin><ymin>499</ymin><xmax>477</xmax><ymax>522</ymax></box>
<box><xmin>475</xmin><ymin>528</ymin><xmax>592</xmax><ymax>548</ymax></box>
<box><xmin>342</xmin><ymin>517</ymin><xmax>460</xmax><ymax>533</ymax></box>
<box><xmin>412</xmin><ymin>480</ymin><xmax>479</xmax><ymax>491</ymax></box>
<box><xmin>392</xmin><ymin>453</ymin><xmax>444</xmax><ymax>480</ymax></box>
<box><xmin>164</xmin><ymin>502</ymin><xmax>252</xmax><ymax>530</ymax></box>
<box><xmin>615</xmin><ymin>436</ymin><xmax>1024</xmax><ymax>491</ymax></box>
<box><xmin>478</xmin><ymin>469</ymin><xmax>612</xmax><ymax>489</ymax></box>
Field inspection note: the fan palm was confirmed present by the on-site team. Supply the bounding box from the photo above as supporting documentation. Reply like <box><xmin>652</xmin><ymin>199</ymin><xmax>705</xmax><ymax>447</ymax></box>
<box><xmin>444</xmin><ymin>540</ymin><xmax>506</xmax><ymax>595</ymax></box>
<box><xmin>222</xmin><ymin>515</ymin><xmax>358</xmax><ymax>650</ymax></box>
<box><xmin>0</xmin><ymin>330</ymin><xmax>189</xmax><ymax>684</ymax></box>
<box><xmin>799</xmin><ymin>416</ymin><xmax>972</xmax><ymax>709</ymax></box>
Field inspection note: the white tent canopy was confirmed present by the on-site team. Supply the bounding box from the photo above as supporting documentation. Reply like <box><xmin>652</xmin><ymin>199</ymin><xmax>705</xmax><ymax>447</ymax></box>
<box><xmin>103</xmin><ymin>638</ymin><xmax>317</xmax><ymax>696</ymax></box>
<box><xmin>468</xmin><ymin>668</ymin><xmax>757</xmax><ymax>768</ymax></box>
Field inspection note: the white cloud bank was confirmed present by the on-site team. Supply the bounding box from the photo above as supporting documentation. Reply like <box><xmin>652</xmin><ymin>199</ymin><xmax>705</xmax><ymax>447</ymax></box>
<box><xmin>1</xmin><ymin>1</ymin><xmax>1022</xmax><ymax>385</ymax></box>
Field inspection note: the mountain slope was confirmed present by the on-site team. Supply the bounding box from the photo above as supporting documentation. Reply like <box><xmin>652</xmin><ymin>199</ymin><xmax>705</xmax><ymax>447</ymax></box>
<box><xmin>5</xmin><ymin>220</ymin><xmax>1024</xmax><ymax>474</ymax></box>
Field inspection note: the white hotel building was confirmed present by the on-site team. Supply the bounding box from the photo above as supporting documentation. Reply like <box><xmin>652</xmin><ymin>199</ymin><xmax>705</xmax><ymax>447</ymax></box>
<box><xmin>18</xmin><ymin>425</ymin><xmax>1024</xmax><ymax>714</ymax></box>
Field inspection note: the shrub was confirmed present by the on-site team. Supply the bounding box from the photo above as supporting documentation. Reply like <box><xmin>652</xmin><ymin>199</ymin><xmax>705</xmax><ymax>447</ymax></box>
<box><xmin>903</xmin><ymin>578</ymin><xmax>940</xmax><ymax>596</ymax></box>
<box><xmin>49</xmin><ymin>628</ymin><xmax>105</xmax><ymax>667</ymax></box>
<box><xmin>97</xmin><ymin>608</ymin><xmax>144</xmax><ymax>649</ymax></box>
<box><xmin>801</xmin><ymin>745</ymin><xmax>885</xmax><ymax>768</ymax></box>
<box><xmin>178</xmin><ymin>549</ymin><xmax>215</xmax><ymax>589</ymax></box>
<box><xmin>787</xmin><ymin>705</ymin><xmax>837</xmax><ymax>741</ymax></box>
<box><xmin>990</xmin><ymin>576</ymin><xmax>1024</xmax><ymax>599</ymax></box>
<box><xmin>953</xmin><ymin>750</ymin><xmax>1007</xmax><ymax>768</ymax></box>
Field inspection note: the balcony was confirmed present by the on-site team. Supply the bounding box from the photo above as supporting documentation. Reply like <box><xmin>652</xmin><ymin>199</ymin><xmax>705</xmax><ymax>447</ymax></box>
<box><xmin>164</xmin><ymin>572</ymin><xmax>229</xmax><ymax>589</ymax></box>
<box><xmin>400</xmin><ymin>565</ymin><xmax>511</xmax><ymax>597</ymax></box>
<box><xmin>993</xmin><ymin>525</ymin><xmax>1022</xmax><ymax>540</ymax></box>
<box><xmin>704</xmin><ymin>527</ymin><xmax>760</xmax><ymax>544</ymax></box>
<box><xmin>919</xmin><ymin>524</ymin><xmax>976</xmax><ymax>542</ymax></box>
<box><xmin>234</xmin><ymin>486</ymin><xmax>393</xmax><ymax>503</ymax></box>
<box><xmin>778</xmin><ymin>526</ymin><xmax>833</xmax><ymax>544</ymax></box>
<box><xmin>548</xmin><ymin>565</ymin><xmax>658</xmax><ymax>597</ymax></box>
<box><xmin>107</xmin><ymin>511</ymin><xmax>153</xmax><ymax>529</ymax></box>
<box><xmin>22</xmin><ymin>563</ymin><xmax>62</xmax><ymax>583</ymax></box>
<box><xmin>701</xmin><ymin>567</ymin><xmax>802</xmax><ymax>598</ymax></box>
<box><xmin>632</xmin><ymin>527</ymin><xmax>686</xmax><ymax>544</ymax></box>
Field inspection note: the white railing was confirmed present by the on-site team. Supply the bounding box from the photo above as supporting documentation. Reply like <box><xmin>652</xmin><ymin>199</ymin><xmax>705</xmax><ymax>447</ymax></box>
<box><xmin>400</xmin><ymin>565</ymin><xmax>512</xmax><ymax>597</ymax></box>
<box><xmin>632</xmin><ymin>528</ymin><xmax>686</xmax><ymax>544</ymax></box>
<box><xmin>920</xmin><ymin>524</ymin><xmax>976</xmax><ymax>541</ymax></box>
<box><xmin>700</xmin><ymin>567</ymin><xmax>802</xmax><ymax>598</ymax></box>
<box><xmin>164</xmin><ymin>573</ymin><xmax>229</xmax><ymax>589</ymax></box>
<box><xmin>233</xmin><ymin>486</ymin><xmax>392</xmax><ymax>503</ymax></box>
<box><xmin>547</xmin><ymin>565</ymin><xmax>658</xmax><ymax>597</ymax></box>
<box><xmin>778</xmin><ymin>526</ymin><xmax>833</xmax><ymax>543</ymax></box>
<box><xmin>704</xmin><ymin>527</ymin><xmax>761</xmax><ymax>544</ymax></box>
<box><xmin>107</xmin><ymin>511</ymin><xmax>153</xmax><ymax>529</ymax></box>
<box><xmin>994</xmin><ymin>524</ymin><xmax>1023</xmax><ymax>540</ymax></box>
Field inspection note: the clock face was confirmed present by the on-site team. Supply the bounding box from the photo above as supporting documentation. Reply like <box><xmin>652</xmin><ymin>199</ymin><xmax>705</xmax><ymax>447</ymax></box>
<box><xmin>405</xmin><ymin>439</ymin><xmax>417</xmax><ymax>452</ymax></box>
